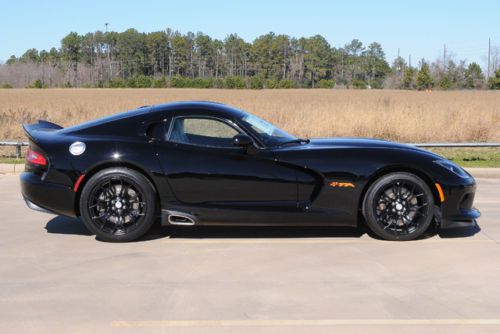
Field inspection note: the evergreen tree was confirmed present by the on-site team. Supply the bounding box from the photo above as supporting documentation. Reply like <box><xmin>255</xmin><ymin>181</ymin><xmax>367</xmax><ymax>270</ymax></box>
<box><xmin>438</xmin><ymin>76</ymin><xmax>452</xmax><ymax>90</ymax></box>
<box><xmin>488</xmin><ymin>70</ymin><xmax>500</xmax><ymax>89</ymax></box>
<box><xmin>61</xmin><ymin>32</ymin><xmax>83</xmax><ymax>86</ymax></box>
<box><xmin>403</xmin><ymin>67</ymin><xmax>416</xmax><ymax>89</ymax></box>
<box><xmin>416</xmin><ymin>61</ymin><xmax>433</xmax><ymax>90</ymax></box>
<box><xmin>464</xmin><ymin>62</ymin><xmax>484</xmax><ymax>89</ymax></box>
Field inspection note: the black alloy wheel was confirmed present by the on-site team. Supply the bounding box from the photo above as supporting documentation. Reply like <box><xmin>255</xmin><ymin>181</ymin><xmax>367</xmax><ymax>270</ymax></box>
<box><xmin>363</xmin><ymin>172</ymin><xmax>434</xmax><ymax>241</ymax></box>
<box><xmin>80</xmin><ymin>168</ymin><xmax>157</xmax><ymax>242</ymax></box>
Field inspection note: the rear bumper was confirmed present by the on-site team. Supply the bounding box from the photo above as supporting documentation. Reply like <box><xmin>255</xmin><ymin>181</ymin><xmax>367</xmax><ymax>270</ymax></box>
<box><xmin>23</xmin><ymin>197</ymin><xmax>55</xmax><ymax>214</ymax></box>
<box><xmin>20</xmin><ymin>172</ymin><xmax>77</xmax><ymax>217</ymax></box>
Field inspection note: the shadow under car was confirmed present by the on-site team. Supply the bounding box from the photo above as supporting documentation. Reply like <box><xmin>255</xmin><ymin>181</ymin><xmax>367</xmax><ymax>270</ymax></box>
<box><xmin>45</xmin><ymin>216</ymin><xmax>481</xmax><ymax>242</ymax></box>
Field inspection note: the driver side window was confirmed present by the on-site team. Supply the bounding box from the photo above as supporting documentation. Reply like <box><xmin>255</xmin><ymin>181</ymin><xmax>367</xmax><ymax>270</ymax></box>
<box><xmin>169</xmin><ymin>117</ymin><xmax>240</xmax><ymax>148</ymax></box>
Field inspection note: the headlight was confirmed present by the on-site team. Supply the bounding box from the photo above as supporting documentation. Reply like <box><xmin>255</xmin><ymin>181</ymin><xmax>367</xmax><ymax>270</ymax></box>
<box><xmin>434</xmin><ymin>160</ymin><xmax>469</xmax><ymax>178</ymax></box>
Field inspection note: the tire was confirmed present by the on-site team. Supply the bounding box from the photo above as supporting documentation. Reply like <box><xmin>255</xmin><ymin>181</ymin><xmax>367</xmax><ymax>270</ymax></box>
<box><xmin>80</xmin><ymin>167</ymin><xmax>157</xmax><ymax>242</ymax></box>
<box><xmin>362</xmin><ymin>172</ymin><xmax>434</xmax><ymax>241</ymax></box>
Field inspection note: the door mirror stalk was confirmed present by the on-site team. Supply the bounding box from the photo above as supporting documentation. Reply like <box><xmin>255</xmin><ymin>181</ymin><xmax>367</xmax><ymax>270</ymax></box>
<box><xmin>233</xmin><ymin>134</ymin><xmax>258</xmax><ymax>154</ymax></box>
<box><xmin>233</xmin><ymin>134</ymin><xmax>253</xmax><ymax>147</ymax></box>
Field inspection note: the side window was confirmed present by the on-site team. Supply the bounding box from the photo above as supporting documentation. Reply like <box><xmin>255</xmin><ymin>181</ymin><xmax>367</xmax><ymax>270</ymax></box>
<box><xmin>169</xmin><ymin>117</ymin><xmax>240</xmax><ymax>147</ymax></box>
<box><xmin>146</xmin><ymin>122</ymin><xmax>166</xmax><ymax>141</ymax></box>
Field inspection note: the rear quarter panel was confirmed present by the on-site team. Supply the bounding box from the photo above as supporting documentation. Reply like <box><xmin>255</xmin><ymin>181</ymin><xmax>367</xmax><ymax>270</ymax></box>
<box><xmin>68</xmin><ymin>136</ymin><xmax>174</xmax><ymax>210</ymax></box>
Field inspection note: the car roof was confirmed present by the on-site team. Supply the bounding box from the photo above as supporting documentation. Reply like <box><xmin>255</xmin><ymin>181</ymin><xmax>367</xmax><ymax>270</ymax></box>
<box><xmin>61</xmin><ymin>101</ymin><xmax>248</xmax><ymax>134</ymax></box>
<box><xmin>150</xmin><ymin>101</ymin><xmax>248</xmax><ymax>118</ymax></box>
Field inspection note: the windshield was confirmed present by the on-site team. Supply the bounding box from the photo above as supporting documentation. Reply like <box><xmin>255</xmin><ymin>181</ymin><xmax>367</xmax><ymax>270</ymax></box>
<box><xmin>240</xmin><ymin>114</ymin><xmax>296</xmax><ymax>146</ymax></box>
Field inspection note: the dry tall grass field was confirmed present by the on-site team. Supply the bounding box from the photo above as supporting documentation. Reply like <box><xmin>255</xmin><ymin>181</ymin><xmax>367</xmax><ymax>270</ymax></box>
<box><xmin>0</xmin><ymin>89</ymin><xmax>499</xmax><ymax>142</ymax></box>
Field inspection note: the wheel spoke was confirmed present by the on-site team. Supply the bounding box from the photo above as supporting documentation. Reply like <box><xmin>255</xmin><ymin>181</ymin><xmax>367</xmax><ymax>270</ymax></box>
<box><xmin>120</xmin><ymin>184</ymin><xmax>129</xmax><ymax>198</ymax></box>
<box><xmin>391</xmin><ymin>184</ymin><xmax>397</xmax><ymax>198</ymax></box>
<box><xmin>380</xmin><ymin>194</ymin><xmax>392</xmax><ymax>203</ymax></box>
<box><xmin>408</xmin><ymin>193</ymin><xmax>424</xmax><ymax>201</ymax></box>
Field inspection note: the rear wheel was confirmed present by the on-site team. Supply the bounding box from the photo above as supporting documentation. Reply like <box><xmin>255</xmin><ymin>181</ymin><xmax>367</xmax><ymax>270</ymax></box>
<box><xmin>80</xmin><ymin>167</ymin><xmax>157</xmax><ymax>242</ymax></box>
<box><xmin>362</xmin><ymin>172</ymin><xmax>434</xmax><ymax>241</ymax></box>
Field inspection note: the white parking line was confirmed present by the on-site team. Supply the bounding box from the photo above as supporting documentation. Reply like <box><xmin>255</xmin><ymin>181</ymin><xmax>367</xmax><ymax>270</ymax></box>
<box><xmin>111</xmin><ymin>318</ymin><xmax>500</xmax><ymax>327</ymax></box>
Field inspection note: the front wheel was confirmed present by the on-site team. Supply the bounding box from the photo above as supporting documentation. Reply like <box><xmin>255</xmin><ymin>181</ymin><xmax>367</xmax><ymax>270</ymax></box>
<box><xmin>80</xmin><ymin>167</ymin><xmax>157</xmax><ymax>242</ymax></box>
<box><xmin>362</xmin><ymin>172</ymin><xmax>434</xmax><ymax>241</ymax></box>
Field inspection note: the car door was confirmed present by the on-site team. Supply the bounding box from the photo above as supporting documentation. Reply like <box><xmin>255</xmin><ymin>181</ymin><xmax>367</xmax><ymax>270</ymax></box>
<box><xmin>153</xmin><ymin>115</ymin><xmax>299</xmax><ymax>217</ymax></box>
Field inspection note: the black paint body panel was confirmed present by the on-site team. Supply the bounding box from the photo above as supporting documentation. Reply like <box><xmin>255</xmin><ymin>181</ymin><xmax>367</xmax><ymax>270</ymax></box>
<box><xmin>20</xmin><ymin>101</ymin><xmax>480</xmax><ymax>228</ymax></box>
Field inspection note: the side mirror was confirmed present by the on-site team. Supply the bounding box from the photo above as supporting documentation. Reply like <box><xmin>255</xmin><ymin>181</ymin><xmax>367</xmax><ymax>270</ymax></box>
<box><xmin>233</xmin><ymin>134</ymin><xmax>253</xmax><ymax>147</ymax></box>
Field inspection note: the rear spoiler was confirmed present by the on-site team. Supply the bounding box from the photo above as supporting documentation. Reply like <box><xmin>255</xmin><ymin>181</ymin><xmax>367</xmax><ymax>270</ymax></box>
<box><xmin>23</xmin><ymin>120</ymin><xmax>63</xmax><ymax>143</ymax></box>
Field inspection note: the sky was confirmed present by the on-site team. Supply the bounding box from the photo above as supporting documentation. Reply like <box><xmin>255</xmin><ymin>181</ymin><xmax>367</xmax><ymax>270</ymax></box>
<box><xmin>0</xmin><ymin>0</ymin><xmax>498</xmax><ymax>67</ymax></box>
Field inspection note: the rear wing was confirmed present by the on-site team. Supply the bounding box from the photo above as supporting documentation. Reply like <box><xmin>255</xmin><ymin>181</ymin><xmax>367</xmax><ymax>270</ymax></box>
<box><xmin>23</xmin><ymin>120</ymin><xmax>63</xmax><ymax>143</ymax></box>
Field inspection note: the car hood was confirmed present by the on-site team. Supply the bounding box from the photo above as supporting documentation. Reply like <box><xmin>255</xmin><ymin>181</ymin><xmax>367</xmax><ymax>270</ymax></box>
<box><xmin>285</xmin><ymin>137</ymin><xmax>438</xmax><ymax>156</ymax></box>
<box><xmin>307</xmin><ymin>138</ymin><xmax>417</xmax><ymax>150</ymax></box>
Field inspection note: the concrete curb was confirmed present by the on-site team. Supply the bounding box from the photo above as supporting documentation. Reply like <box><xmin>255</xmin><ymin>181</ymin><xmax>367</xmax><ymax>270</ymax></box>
<box><xmin>0</xmin><ymin>164</ymin><xmax>499</xmax><ymax>178</ymax></box>
<box><xmin>0</xmin><ymin>164</ymin><xmax>25</xmax><ymax>175</ymax></box>
<box><xmin>465</xmin><ymin>168</ymin><xmax>500</xmax><ymax>179</ymax></box>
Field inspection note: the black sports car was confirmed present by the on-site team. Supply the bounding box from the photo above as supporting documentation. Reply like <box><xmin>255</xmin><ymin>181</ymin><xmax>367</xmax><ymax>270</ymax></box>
<box><xmin>21</xmin><ymin>101</ymin><xmax>480</xmax><ymax>242</ymax></box>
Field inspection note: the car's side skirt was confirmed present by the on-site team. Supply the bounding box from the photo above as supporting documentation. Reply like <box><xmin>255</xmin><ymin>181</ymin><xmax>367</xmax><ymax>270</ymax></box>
<box><xmin>160</xmin><ymin>207</ymin><xmax>358</xmax><ymax>227</ymax></box>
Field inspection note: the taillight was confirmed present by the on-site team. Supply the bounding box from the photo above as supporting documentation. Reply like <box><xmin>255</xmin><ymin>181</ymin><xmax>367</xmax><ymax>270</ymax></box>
<box><xmin>26</xmin><ymin>147</ymin><xmax>47</xmax><ymax>166</ymax></box>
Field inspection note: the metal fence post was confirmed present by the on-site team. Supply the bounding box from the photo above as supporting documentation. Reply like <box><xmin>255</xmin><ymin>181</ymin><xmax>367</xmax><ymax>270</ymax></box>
<box><xmin>16</xmin><ymin>143</ymin><xmax>22</xmax><ymax>159</ymax></box>
<box><xmin>0</xmin><ymin>141</ymin><xmax>29</xmax><ymax>158</ymax></box>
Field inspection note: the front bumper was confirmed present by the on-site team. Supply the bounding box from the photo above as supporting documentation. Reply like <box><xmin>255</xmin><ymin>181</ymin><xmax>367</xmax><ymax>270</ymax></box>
<box><xmin>20</xmin><ymin>172</ymin><xmax>77</xmax><ymax>217</ymax></box>
<box><xmin>438</xmin><ymin>178</ymin><xmax>481</xmax><ymax>229</ymax></box>
<box><xmin>440</xmin><ymin>208</ymin><xmax>481</xmax><ymax>228</ymax></box>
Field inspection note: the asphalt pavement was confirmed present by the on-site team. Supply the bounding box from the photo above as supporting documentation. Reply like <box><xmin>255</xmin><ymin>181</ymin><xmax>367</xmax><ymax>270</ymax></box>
<box><xmin>1</xmin><ymin>174</ymin><xmax>500</xmax><ymax>334</ymax></box>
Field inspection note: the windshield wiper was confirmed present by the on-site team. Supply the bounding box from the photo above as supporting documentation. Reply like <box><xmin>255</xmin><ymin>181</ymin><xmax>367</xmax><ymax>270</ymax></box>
<box><xmin>275</xmin><ymin>138</ymin><xmax>310</xmax><ymax>147</ymax></box>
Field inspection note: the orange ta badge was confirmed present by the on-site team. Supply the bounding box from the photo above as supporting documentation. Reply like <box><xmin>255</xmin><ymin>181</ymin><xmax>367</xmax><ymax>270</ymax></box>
<box><xmin>330</xmin><ymin>181</ymin><xmax>355</xmax><ymax>188</ymax></box>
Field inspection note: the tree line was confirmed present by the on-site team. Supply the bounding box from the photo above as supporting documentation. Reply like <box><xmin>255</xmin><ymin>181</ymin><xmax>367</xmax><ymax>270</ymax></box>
<box><xmin>0</xmin><ymin>28</ymin><xmax>499</xmax><ymax>89</ymax></box>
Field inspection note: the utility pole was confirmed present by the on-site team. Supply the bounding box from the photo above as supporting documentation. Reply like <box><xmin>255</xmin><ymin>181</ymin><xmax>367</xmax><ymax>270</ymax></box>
<box><xmin>408</xmin><ymin>55</ymin><xmax>411</xmax><ymax>68</ymax></box>
<box><xmin>105</xmin><ymin>23</ymin><xmax>111</xmax><ymax>78</ymax></box>
<box><xmin>341</xmin><ymin>49</ymin><xmax>344</xmax><ymax>83</ymax></box>
<box><xmin>397</xmin><ymin>48</ymin><xmax>401</xmax><ymax>72</ymax></box>
<box><xmin>488</xmin><ymin>38</ymin><xmax>491</xmax><ymax>78</ymax></box>
<box><xmin>443</xmin><ymin>44</ymin><xmax>447</xmax><ymax>71</ymax></box>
